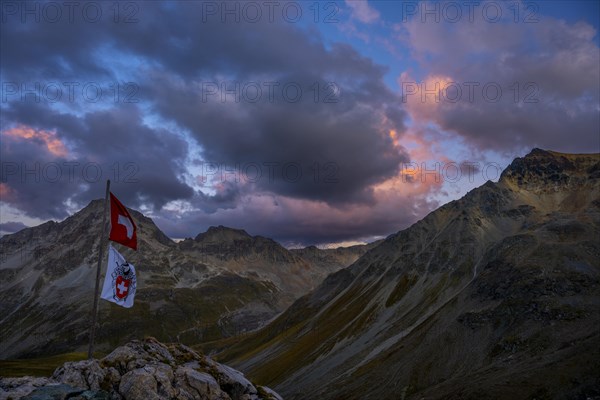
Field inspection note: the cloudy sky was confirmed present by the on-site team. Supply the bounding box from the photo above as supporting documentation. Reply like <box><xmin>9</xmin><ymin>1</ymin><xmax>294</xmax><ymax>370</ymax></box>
<box><xmin>1</xmin><ymin>0</ymin><xmax>599</xmax><ymax>246</ymax></box>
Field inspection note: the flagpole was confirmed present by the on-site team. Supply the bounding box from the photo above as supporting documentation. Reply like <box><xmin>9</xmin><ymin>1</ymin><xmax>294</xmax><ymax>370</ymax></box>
<box><xmin>88</xmin><ymin>179</ymin><xmax>110</xmax><ymax>359</ymax></box>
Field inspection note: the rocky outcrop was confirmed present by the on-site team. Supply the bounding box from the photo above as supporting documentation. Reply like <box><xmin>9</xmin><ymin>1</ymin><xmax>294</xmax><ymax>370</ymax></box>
<box><xmin>499</xmin><ymin>148</ymin><xmax>600</xmax><ymax>192</ymax></box>
<box><xmin>0</xmin><ymin>377</ymin><xmax>55</xmax><ymax>400</ymax></box>
<box><xmin>0</xmin><ymin>338</ymin><xmax>282</xmax><ymax>400</ymax></box>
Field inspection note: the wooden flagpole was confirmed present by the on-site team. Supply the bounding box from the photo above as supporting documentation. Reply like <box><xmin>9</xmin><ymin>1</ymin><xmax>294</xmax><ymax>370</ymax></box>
<box><xmin>88</xmin><ymin>179</ymin><xmax>110</xmax><ymax>359</ymax></box>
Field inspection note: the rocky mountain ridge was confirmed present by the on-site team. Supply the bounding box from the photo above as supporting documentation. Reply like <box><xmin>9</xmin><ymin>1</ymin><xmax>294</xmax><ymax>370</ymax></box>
<box><xmin>217</xmin><ymin>149</ymin><xmax>600</xmax><ymax>400</ymax></box>
<box><xmin>0</xmin><ymin>203</ymin><xmax>371</xmax><ymax>359</ymax></box>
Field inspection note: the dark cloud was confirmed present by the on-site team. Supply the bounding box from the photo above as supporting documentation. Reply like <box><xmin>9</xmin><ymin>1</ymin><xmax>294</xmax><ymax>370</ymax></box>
<box><xmin>194</xmin><ymin>180</ymin><xmax>243</xmax><ymax>214</ymax></box>
<box><xmin>1</xmin><ymin>102</ymin><xmax>194</xmax><ymax>219</ymax></box>
<box><xmin>16</xmin><ymin>2</ymin><xmax>403</xmax><ymax>206</ymax></box>
<box><xmin>401</xmin><ymin>8</ymin><xmax>600</xmax><ymax>153</ymax></box>
<box><xmin>133</xmin><ymin>7</ymin><xmax>409</xmax><ymax>205</ymax></box>
<box><xmin>0</xmin><ymin>221</ymin><xmax>29</xmax><ymax>234</ymax></box>
<box><xmin>152</xmin><ymin>192</ymin><xmax>438</xmax><ymax>246</ymax></box>
<box><xmin>2</xmin><ymin>1</ymin><xmax>597</xmax><ymax>245</ymax></box>
<box><xmin>151</xmin><ymin>72</ymin><xmax>407</xmax><ymax>205</ymax></box>
<box><xmin>1</xmin><ymin>1</ymin><xmax>409</xmax><ymax>219</ymax></box>
<box><xmin>1</xmin><ymin>2</ymin><xmax>380</xmax><ymax>81</ymax></box>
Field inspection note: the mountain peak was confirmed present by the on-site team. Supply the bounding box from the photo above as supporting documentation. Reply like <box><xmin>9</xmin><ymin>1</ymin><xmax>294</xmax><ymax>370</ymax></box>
<box><xmin>194</xmin><ymin>225</ymin><xmax>251</xmax><ymax>242</ymax></box>
<box><xmin>85</xmin><ymin>198</ymin><xmax>105</xmax><ymax>208</ymax></box>
<box><xmin>499</xmin><ymin>148</ymin><xmax>599</xmax><ymax>190</ymax></box>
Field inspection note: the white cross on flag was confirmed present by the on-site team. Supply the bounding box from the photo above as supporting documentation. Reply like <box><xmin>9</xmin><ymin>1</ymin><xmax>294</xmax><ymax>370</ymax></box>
<box><xmin>108</xmin><ymin>192</ymin><xmax>137</xmax><ymax>250</ymax></box>
<box><xmin>101</xmin><ymin>244</ymin><xmax>137</xmax><ymax>308</ymax></box>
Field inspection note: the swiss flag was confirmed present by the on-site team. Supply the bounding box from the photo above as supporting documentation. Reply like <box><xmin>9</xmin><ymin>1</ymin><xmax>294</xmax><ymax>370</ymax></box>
<box><xmin>108</xmin><ymin>192</ymin><xmax>137</xmax><ymax>250</ymax></box>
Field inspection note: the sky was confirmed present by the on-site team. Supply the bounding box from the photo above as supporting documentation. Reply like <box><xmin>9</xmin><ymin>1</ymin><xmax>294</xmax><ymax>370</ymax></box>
<box><xmin>1</xmin><ymin>0</ymin><xmax>599</xmax><ymax>247</ymax></box>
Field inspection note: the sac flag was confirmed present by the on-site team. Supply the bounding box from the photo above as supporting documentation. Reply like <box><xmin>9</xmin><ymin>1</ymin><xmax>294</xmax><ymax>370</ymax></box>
<box><xmin>108</xmin><ymin>192</ymin><xmax>137</xmax><ymax>250</ymax></box>
<box><xmin>101</xmin><ymin>244</ymin><xmax>137</xmax><ymax>308</ymax></box>
<box><xmin>103</xmin><ymin>191</ymin><xmax>138</xmax><ymax>308</ymax></box>
<box><xmin>89</xmin><ymin>184</ymin><xmax>140</xmax><ymax>358</ymax></box>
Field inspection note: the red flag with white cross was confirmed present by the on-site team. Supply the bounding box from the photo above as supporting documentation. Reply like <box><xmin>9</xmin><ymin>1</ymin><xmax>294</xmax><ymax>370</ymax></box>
<box><xmin>108</xmin><ymin>192</ymin><xmax>137</xmax><ymax>250</ymax></box>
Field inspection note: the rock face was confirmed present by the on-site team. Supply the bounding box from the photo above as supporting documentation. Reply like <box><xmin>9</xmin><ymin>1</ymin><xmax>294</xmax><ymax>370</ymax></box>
<box><xmin>219</xmin><ymin>149</ymin><xmax>600</xmax><ymax>400</ymax></box>
<box><xmin>0</xmin><ymin>337</ymin><xmax>282</xmax><ymax>400</ymax></box>
<box><xmin>0</xmin><ymin>376</ymin><xmax>54</xmax><ymax>400</ymax></box>
<box><xmin>179</xmin><ymin>226</ymin><xmax>327</xmax><ymax>301</ymax></box>
<box><xmin>290</xmin><ymin>241</ymin><xmax>383</xmax><ymax>279</ymax></box>
<box><xmin>0</xmin><ymin>204</ymin><xmax>369</xmax><ymax>359</ymax></box>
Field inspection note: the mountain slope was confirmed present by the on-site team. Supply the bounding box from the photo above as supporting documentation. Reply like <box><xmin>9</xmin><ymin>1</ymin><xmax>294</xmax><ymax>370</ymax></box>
<box><xmin>179</xmin><ymin>226</ymin><xmax>315</xmax><ymax>302</ymax></box>
<box><xmin>290</xmin><ymin>241</ymin><xmax>383</xmax><ymax>278</ymax></box>
<box><xmin>217</xmin><ymin>149</ymin><xmax>600</xmax><ymax>400</ymax></box>
<box><xmin>0</xmin><ymin>202</ymin><xmax>369</xmax><ymax>359</ymax></box>
<box><xmin>0</xmin><ymin>201</ymin><xmax>272</xmax><ymax>358</ymax></box>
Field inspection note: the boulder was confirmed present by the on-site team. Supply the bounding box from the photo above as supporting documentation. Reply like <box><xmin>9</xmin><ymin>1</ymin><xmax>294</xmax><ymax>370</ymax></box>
<box><xmin>0</xmin><ymin>377</ymin><xmax>53</xmax><ymax>400</ymax></box>
<box><xmin>174</xmin><ymin>367</ymin><xmax>230</xmax><ymax>400</ymax></box>
<box><xmin>119</xmin><ymin>366</ymin><xmax>160</xmax><ymax>400</ymax></box>
<box><xmin>258</xmin><ymin>386</ymin><xmax>284</xmax><ymax>400</ymax></box>
<box><xmin>102</xmin><ymin>338</ymin><xmax>176</xmax><ymax>374</ymax></box>
<box><xmin>1</xmin><ymin>338</ymin><xmax>282</xmax><ymax>400</ymax></box>
<box><xmin>210</xmin><ymin>362</ymin><xmax>257</xmax><ymax>400</ymax></box>
<box><xmin>52</xmin><ymin>359</ymin><xmax>106</xmax><ymax>391</ymax></box>
<box><xmin>20</xmin><ymin>383</ymin><xmax>84</xmax><ymax>399</ymax></box>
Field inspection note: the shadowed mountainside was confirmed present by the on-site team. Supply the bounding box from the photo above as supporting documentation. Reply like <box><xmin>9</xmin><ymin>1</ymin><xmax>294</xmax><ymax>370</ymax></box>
<box><xmin>0</xmin><ymin>205</ymin><xmax>371</xmax><ymax>359</ymax></box>
<box><xmin>217</xmin><ymin>149</ymin><xmax>600</xmax><ymax>400</ymax></box>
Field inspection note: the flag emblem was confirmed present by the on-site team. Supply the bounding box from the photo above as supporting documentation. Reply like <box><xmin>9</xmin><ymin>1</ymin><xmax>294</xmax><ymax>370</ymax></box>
<box><xmin>101</xmin><ymin>244</ymin><xmax>137</xmax><ymax>308</ymax></box>
<box><xmin>114</xmin><ymin>269</ymin><xmax>133</xmax><ymax>299</ymax></box>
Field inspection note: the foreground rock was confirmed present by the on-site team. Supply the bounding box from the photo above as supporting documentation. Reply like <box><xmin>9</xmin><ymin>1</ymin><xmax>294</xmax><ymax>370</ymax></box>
<box><xmin>0</xmin><ymin>338</ymin><xmax>282</xmax><ymax>400</ymax></box>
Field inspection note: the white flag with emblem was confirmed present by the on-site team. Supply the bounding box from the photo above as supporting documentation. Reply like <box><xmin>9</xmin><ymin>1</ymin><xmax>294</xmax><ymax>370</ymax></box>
<box><xmin>101</xmin><ymin>244</ymin><xmax>137</xmax><ymax>308</ymax></box>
